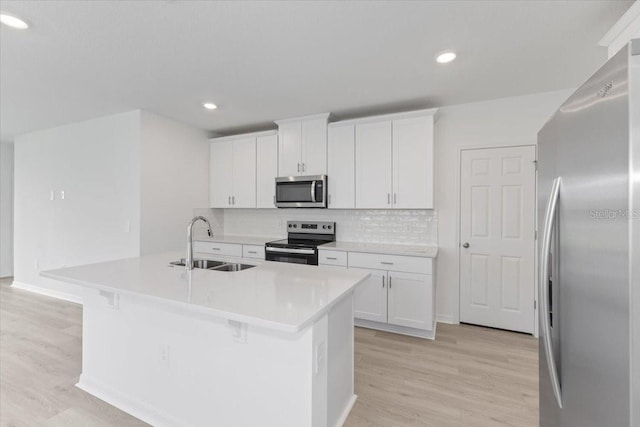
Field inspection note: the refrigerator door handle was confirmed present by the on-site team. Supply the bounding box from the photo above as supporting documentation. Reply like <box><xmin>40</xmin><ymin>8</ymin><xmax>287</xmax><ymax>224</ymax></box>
<box><xmin>540</xmin><ymin>177</ymin><xmax>563</xmax><ymax>409</ymax></box>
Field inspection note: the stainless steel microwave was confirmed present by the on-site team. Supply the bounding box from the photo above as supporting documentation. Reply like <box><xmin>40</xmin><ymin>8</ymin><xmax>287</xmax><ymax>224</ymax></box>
<box><xmin>275</xmin><ymin>175</ymin><xmax>327</xmax><ymax>208</ymax></box>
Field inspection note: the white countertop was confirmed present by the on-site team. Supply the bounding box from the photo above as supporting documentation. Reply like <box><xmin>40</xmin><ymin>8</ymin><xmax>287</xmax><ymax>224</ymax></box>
<box><xmin>319</xmin><ymin>241</ymin><xmax>438</xmax><ymax>258</ymax></box>
<box><xmin>41</xmin><ymin>252</ymin><xmax>368</xmax><ymax>334</ymax></box>
<box><xmin>195</xmin><ymin>235</ymin><xmax>280</xmax><ymax>246</ymax></box>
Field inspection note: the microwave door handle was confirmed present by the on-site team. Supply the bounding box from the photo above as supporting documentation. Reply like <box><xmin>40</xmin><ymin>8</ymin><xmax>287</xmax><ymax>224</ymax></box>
<box><xmin>540</xmin><ymin>177</ymin><xmax>563</xmax><ymax>409</ymax></box>
<box><xmin>311</xmin><ymin>180</ymin><xmax>316</xmax><ymax>202</ymax></box>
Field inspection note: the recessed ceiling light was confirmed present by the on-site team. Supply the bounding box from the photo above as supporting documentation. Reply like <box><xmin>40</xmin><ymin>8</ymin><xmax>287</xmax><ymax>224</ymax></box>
<box><xmin>435</xmin><ymin>50</ymin><xmax>456</xmax><ymax>64</ymax></box>
<box><xmin>0</xmin><ymin>13</ymin><xmax>29</xmax><ymax>30</ymax></box>
<box><xmin>203</xmin><ymin>103</ymin><xmax>218</xmax><ymax>110</ymax></box>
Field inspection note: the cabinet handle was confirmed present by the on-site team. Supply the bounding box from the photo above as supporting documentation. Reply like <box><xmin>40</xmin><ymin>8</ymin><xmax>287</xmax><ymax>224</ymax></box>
<box><xmin>297</xmin><ymin>163</ymin><xmax>300</xmax><ymax>173</ymax></box>
<box><xmin>389</xmin><ymin>276</ymin><xmax>392</xmax><ymax>289</ymax></box>
<box><xmin>328</xmin><ymin>194</ymin><xmax>331</xmax><ymax>205</ymax></box>
<box><xmin>387</xmin><ymin>193</ymin><xmax>391</xmax><ymax>205</ymax></box>
<box><xmin>382</xmin><ymin>276</ymin><xmax>385</xmax><ymax>288</ymax></box>
<box><xmin>273</xmin><ymin>195</ymin><xmax>276</xmax><ymax>205</ymax></box>
<box><xmin>302</xmin><ymin>163</ymin><xmax>306</xmax><ymax>172</ymax></box>
<box><xmin>380</xmin><ymin>261</ymin><xmax>394</xmax><ymax>265</ymax></box>
<box><xmin>247</xmin><ymin>251</ymin><xmax>257</xmax><ymax>254</ymax></box>
<box><xmin>326</xmin><ymin>257</ymin><xmax>337</xmax><ymax>260</ymax></box>
<box><xmin>228</xmin><ymin>196</ymin><xmax>231</xmax><ymax>205</ymax></box>
<box><xmin>232</xmin><ymin>196</ymin><xmax>235</xmax><ymax>205</ymax></box>
<box><xmin>394</xmin><ymin>193</ymin><xmax>397</xmax><ymax>204</ymax></box>
<box><xmin>211</xmin><ymin>247</ymin><xmax>221</xmax><ymax>251</ymax></box>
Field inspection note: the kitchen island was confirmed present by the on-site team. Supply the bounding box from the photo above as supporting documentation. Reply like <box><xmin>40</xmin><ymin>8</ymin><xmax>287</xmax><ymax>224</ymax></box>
<box><xmin>41</xmin><ymin>253</ymin><xmax>370</xmax><ymax>427</ymax></box>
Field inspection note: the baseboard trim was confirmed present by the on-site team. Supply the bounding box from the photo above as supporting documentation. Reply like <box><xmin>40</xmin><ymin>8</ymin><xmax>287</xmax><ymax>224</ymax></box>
<box><xmin>77</xmin><ymin>374</ymin><xmax>188</xmax><ymax>427</ymax></box>
<box><xmin>334</xmin><ymin>394</ymin><xmax>357</xmax><ymax>427</ymax></box>
<box><xmin>11</xmin><ymin>281</ymin><xmax>83</xmax><ymax>305</ymax></box>
<box><xmin>354</xmin><ymin>319</ymin><xmax>436</xmax><ymax>340</ymax></box>
<box><xmin>436</xmin><ymin>314</ymin><xmax>458</xmax><ymax>324</ymax></box>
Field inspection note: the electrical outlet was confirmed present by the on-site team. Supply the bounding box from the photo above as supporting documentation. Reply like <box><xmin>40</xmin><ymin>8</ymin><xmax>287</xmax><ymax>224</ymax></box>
<box><xmin>159</xmin><ymin>344</ymin><xmax>170</xmax><ymax>368</ymax></box>
<box><xmin>228</xmin><ymin>320</ymin><xmax>247</xmax><ymax>343</ymax></box>
<box><xmin>314</xmin><ymin>341</ymin><xmax>326</xmax><ymax>375</ymax></box>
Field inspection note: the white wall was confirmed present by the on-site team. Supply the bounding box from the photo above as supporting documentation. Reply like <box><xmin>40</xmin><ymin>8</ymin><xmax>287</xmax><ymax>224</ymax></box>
<box><xmin>14</xmin><ymin>111</ymin><xmax>142</xmax><ymax>300</ymax></box>
<box><xmin>139</xmin><ymin>112</ymin><xmax>209</xmax><ymax>254</ymax></box>
<box><xmin>433</xmin><ymin>88</ymin><xmax>573</xmax><ymax>323</ymax></box>
<box><xmin>1</xmin><ymin>143</ymin><xmax>14</xmax><ymax>277</ymax></box>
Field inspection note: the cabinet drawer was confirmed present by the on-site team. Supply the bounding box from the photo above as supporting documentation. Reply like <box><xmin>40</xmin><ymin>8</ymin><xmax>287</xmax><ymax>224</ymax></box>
<box><xmin>243</xmin><ymin>245</ymin><xmax>265</xmax><ymax>259</ymax></box>
<box><xmin>318</xmin><ymin>250</ymin><xmax>348</xmax><ymax>266</ymax></box>
<box><xmin>348</xmin><ymin>252</ymin><xmax>432</xmax><ymax>275</ymax></box>
<box><xmin>193</xmin><ymin>241</ymin><xmax>242</xmax><ymax>257</ymax></box>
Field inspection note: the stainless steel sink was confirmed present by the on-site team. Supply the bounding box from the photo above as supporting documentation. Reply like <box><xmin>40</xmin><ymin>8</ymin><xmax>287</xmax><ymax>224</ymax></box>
<box><xmin>169</xmin><ymin>259</ymin><xmax>226</xmax><ymax>269</ymax></box>
<box><xmin>169</xmin><ymin>259</ymin><xmax>255</xmax><ymax>272</ymax></box>
<box><xmin>208</xmin><ymin>263</ymin><xmax>256</xmax><ymax>272</ymax></box>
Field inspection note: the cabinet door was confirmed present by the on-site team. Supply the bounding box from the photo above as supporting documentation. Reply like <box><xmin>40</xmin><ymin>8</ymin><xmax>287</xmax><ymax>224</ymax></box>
<box><xmin>301</xmin><ymin>117</ymin><xmax>327</xmax><ymax>175</ymax></box>
<box><xmin>355</xmin><ymin>120</ymin><xmax>392</xmax><ymax>208</ymax></box>
<box><xmin>231</xmin><ymin>137</ymin><xmax>256</xmax><ymax>208</ymax></box>
<box><xmin>351</xmin><ymin>268</ymin><xmax>387</xmax><ymax>323</ymax></box>
<box><xmin>327</xmin><ymin>125</ymin><xmax>355</xmax><ymax>208</ymax></box>
<box><xmin>210</xmin><ymin>141</ymin><xmax>233</xmax><ymax>208</ymax></box>
<box><xmin>387</xmin><ymin>271</ymin><xmax>432</xmax><ymax>330</ymax></box>
<box><xmin>256</xmin><ymin>134</ymin><xmax>278</xmax><ymax>208</ymax></box>
<box><xmin>278</xmin><ymin>122</ymin><xmax>302</xmax><ymax>177</ymax></box>
<box><xmin>392</xmin><ymin>116</ymin><xmax>434</xmax><ymax>209</ymax></box>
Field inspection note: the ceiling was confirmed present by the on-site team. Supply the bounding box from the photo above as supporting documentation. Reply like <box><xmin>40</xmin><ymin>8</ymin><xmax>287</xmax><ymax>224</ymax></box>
<box><xmin>0</xmin><ymin>0</ymin><xmax>633</xmax><ymax>141</ymax></box>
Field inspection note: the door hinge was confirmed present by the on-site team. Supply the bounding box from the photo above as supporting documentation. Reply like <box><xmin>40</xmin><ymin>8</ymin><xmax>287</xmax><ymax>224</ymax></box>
<box><xmin>534</xmin><ymin>300</ymin><xmax>537</xmax><ymax>309</ymax></box>
<box><xmin>533</xmin><ymin>160</ymin><xmax>538</xmax><ymax>170</ymax></box>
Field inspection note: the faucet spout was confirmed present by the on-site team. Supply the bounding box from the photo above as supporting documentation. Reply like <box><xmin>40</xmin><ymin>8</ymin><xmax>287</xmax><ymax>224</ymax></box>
<box><xmin>186</xmin><ymin>216</ymin><xmax>213</xmax><ymax>270</ymax></box>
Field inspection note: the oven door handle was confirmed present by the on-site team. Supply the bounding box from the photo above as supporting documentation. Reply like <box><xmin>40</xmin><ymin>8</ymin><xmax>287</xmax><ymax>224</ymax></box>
<box><xmin>311</xmin><ymin>180</ymin><xmax>316</xmax><ymax>202</ymax></box>
<box><xmin>266</xmin><ymin>247</ymin><xmax>316</xmax><ymax>255</ymax></box>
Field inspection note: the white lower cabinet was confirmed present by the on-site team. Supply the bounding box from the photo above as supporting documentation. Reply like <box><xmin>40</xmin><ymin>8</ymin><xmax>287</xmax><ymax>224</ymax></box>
<box><xmin>350</xmin><ymin>268</ymin><xmax>387</xmax><ymax>323</ymax></box>
<box><xmin>319</xmin><ymin>249</ymin><xmax>436</xmax><ymax>338</ymax></box>
<box><xmin>387</xmin><ymin>271</ymin><xmax>432</xmax><ymax>330</ymax></box>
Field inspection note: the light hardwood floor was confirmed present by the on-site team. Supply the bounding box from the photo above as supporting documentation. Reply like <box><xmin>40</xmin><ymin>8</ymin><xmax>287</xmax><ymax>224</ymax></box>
<box><xmin>0</xmin><ymin>278</ymin><xmax>538</xmax><ymax>427</ymax></box>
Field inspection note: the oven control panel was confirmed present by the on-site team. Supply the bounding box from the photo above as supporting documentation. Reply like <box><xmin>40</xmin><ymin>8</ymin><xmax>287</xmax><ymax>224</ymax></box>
<box><xmin>287</xmin><ymin>221</ymin><xmax>335</xmax><ymax>234</ymax></box>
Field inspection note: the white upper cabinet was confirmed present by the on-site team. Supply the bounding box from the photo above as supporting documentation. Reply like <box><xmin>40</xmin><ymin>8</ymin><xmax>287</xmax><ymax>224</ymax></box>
<box><xmin>277</xmin><ymin>121</ymin><xmax>302</xmax><ymax>177</ymax></box>
<box><xmin>231</xmin><ymin>137</ymin><xmax>257</xmax><ymax>208</ymax></box>
<box><xmin>301</xmin><ymin>117</ymin><xmax>328</xmax><ymax>176</ymax></box>
<box><xmin>210</xmin><ymin>140</ymin><xmax>233</xmax><ymax>208</ymax></box>
<box><xmin>210</xmin><ymin>132</ymin><xmax>263</xmax><ymax>208</ymax></box>
<box><xmin>256</xmin><ymin>133</ymin><xmax>278</xmax><ymax>208</ymax></box>
<box><xmin>275</xmin><ymin>113</ymin><xmax>329</xmax><ymax>177</ymax></box>
<box><xmin>355</xmin><ymin>120</ymin><xmax>393</xmax><ymax>209</ymax></box>
<box><xmin>351</xmin><ymin>109</ymin><xmax>437</xmax><ymax>209</ymax></box>
<box><xmin>392</xmin><ymin>115</ymin><xmax>434</xmax><ymax>209</ymax></box>
<box><xmin>327</xmin><ymin>124</ymin><xmax>355</xmax><ymax>208</ymax></box>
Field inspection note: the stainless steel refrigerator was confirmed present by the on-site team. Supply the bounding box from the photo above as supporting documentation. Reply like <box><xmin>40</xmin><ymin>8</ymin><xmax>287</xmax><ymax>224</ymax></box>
<box><xmin>537</xmin><ymin>39</ymin><xmax>639</xmax><ymax>427</ymax></box>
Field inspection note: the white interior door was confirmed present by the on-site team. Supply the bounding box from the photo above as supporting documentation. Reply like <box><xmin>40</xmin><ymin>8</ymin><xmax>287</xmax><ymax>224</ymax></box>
<box><xmin>351</xmin><ymin>268</ymin><xmax>387</xmax><ymax>323</ymax></box>
<box><xmin>459</xmin><ymin>146</ymin><xmax>536</xmax><ymax>333</ymax></box>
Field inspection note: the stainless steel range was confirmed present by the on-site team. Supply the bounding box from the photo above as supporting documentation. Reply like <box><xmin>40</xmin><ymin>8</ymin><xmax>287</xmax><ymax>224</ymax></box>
<box><xmin>265</xmin><ymin>221</ymin><xmax>336</xmax><ymax>265</ymax></box>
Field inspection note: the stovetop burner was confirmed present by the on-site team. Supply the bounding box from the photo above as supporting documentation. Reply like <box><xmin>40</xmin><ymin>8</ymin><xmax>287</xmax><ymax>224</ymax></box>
<box><xmin>265</xmin><ymin>221</ymin><xmax>336</xmax><ymax>265</ymax></box>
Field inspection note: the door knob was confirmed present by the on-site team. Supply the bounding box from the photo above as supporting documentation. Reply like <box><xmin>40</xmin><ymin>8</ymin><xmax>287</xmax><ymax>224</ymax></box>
<box><xmin>462</xmin><ymin>242</ymin><xmax>470</xmax><ymax>248</ymax></box>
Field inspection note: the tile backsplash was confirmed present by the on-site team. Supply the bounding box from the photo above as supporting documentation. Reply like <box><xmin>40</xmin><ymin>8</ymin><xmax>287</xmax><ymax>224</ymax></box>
<box><xmin>192</xmin><ymin>208</ymin><xmax>437</xmax><ymax>245</ymax></box>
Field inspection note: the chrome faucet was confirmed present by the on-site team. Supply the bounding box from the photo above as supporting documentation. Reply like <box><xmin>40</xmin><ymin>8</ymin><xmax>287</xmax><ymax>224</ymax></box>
<box><xmin>186</xmin><ymin>216</ymin><xmax>213</xmax><ymax>270</ymax></box>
